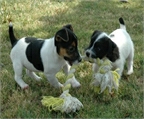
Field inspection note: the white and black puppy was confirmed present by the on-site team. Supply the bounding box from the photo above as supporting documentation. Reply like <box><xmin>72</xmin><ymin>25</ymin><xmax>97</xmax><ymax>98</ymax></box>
<box><xmin>9</xmin><ymin>23</ymin><xmax>82</xmax><ymax>89</ymax></box>
<box><xmin>85</xmin><ymin>18</ymin><xmax>134</xmax><ymax>78</ymax></box>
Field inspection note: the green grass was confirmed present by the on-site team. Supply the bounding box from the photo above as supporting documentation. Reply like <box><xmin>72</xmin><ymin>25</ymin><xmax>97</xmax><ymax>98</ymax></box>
<box><xmin>0</xmin><ymin>0</ymin><xmax>143</xmax><ymax>118</ymax></box>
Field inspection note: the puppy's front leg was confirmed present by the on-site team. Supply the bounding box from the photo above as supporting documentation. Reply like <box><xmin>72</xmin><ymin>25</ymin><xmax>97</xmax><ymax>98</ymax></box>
<box><xmin>92</xmin><ymin>63</ymin><xmax>99</xmax><ymax>73</ymax></box>
<box><xmin>63</xmin><ymin>64</ymin><xmax>81</xmax><ymax>88</ymax></box>
<box><xmin>45</xmin><ymin>73</ymin><xmax>63</xmax><ymax>88</ymax></box>
<box><xmin>63</xmin><ymin>63</ymin><xmax>71</xmax><ymax>75</ymax></box>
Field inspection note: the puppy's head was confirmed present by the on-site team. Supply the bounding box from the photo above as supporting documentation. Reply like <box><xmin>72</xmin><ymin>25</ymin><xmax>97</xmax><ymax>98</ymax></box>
<box><xmin>55</xmin><ymin>24</ymin><xmax>81</xmax><ymax>66</ymax></box>
<box><xmin>85</xmin><ymin>30</ymin><xmax>119</xmax><ymax>62</ymax></box>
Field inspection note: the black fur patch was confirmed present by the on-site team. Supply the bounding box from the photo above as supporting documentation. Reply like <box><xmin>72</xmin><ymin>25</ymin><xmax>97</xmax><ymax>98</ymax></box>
<box><xmin>93</xmin><ymin>36</ymin><xmax>110</xmax><ymax>59</ymax></box>
<box><xmin>25</xmin><ymin>37</ymin><xmax>44</xmax><ymax>71</ymax></box>
<box><xmin>86</xmin><ymin>31</ymin><xmax>120</xmax><ymax>62</ymax></box>
<box><xmin>9</xmin><ymin>25</ymin><xmax>18</xmax><ymax>48</ymax></box>
<box><xmin>55</xmin><ymin>28</ymin><xmax>78</xmax><ymax>57</ymax></box>
<box><xmin>85</xmin><ymin>30</ymin><xmax>102</xmax><ymax>50</ymax></box>
<box><xmin>119</xmin><ymin>17</ymin><xmax>125</xmax><ymax>25</ymax></box>
<box><xmin>54</xmin><ymin>26</ymin><xmax>81</xmax><ymax>65</ymax></box>
<box><xmin>106</xmin><ymin>43</ymin><xmax>120</xmax><ymax>62</ymax></box>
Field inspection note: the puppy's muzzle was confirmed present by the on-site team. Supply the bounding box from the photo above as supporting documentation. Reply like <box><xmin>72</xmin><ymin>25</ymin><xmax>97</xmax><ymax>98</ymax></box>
<box><xmin>76</xmin><ymin>56</ymin><xmax>82</xmax><ymax>63</ymax></box>
<box><xmin>85</xmin><ymin>50</ymin><xmax>96</xmax><ymax>58</ymax></box>
<box><xmin>64</xmin><ymin>54</ymin><xmax>82</xmax><ymax>66</ymax></box>
<box><xmin>86</xmin><ymin>52</ymin><xmax>90</xmax><ymax>57</ymax></box>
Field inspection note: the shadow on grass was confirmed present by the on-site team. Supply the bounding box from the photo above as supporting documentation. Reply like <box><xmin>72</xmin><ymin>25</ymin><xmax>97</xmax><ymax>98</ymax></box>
<box><xmin>8</xmin><ymin>0</ymin><xmax>142</xmax><ymax>50</ymax></box>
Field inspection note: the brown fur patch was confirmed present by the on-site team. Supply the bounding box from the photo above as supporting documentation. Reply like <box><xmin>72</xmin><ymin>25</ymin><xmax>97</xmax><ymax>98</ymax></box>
<box><xmin>59</xmin><ymin>42</ymin><xmax>77</xmax><ymax>58</ymax></box>
<box><xmin>72</xmin><ymin>41</ymin><xmax>76</xmax><ymax>46</ymax></box>
<box><xmin>59</xmin><ymin>47</ymin><xmax>69</xmax><ymax>57</ymax></box>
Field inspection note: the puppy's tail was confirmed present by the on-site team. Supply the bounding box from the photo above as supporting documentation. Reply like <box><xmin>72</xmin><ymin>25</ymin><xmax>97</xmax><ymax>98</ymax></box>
<box><xmin>119</xmin><ymin>17</ymin><xmax>126</xmax><ymax>30</ymax></box>
<box><xmin>9</xmin><ymin>22</ymin><xmax>17</xmax><ymax>47</ymax></box>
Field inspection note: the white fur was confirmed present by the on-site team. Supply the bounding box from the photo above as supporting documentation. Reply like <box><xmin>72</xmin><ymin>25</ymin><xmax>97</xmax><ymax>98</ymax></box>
<box><xmin>10</xmin><ymin>37</ymin><xmax>80</xmax><ymax>89</ymax></box>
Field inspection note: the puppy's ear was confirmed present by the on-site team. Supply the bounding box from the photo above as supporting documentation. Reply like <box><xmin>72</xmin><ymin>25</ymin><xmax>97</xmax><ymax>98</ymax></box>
<box><xmin>91</xmin><ymin>30</ymin><xmax>101</xmax><ymax>38</ymax></box>
<box><xmin>106</xmin><ymin>40</ymin><xmax>120</xmax><ymax>62</ymax></box>
<box><xmin>55</xmin><ymin>28</ymin><xmax>69</xmax><ymax>42</ymax></box>
<box><xmin>63</xmin><ymin>24</ymin><xmax>73</xmax><ymax>31</ymax></box>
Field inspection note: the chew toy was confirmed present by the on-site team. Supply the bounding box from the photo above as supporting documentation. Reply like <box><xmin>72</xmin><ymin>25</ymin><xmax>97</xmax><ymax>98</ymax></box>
<box><xmin>82</xmin><ymin>56</ymin><xmax>120</xmax><ymax>94</ymax></box>
<box><xmin>41</xmin><ymin>66</ymin><xmax>83</xmax><ymax>113</ymax></box>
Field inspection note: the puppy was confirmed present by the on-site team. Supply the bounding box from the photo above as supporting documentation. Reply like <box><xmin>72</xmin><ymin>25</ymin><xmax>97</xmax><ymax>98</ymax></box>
<box><xmin>9</xmin><ymin>23</ymin><xmax>82</xmax><ymax>89</ymax></box>
<box><xmin>85</xmin><ymin>18</ymin><xmax>134</xmax><ymax>78</ymax></box>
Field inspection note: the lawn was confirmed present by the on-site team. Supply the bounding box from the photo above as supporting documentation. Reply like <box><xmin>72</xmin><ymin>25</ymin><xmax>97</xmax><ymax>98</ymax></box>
<box><xmin>0</xmin><ymin>0</ymin><xmax>143</xmax><ymax>118</ymax></box>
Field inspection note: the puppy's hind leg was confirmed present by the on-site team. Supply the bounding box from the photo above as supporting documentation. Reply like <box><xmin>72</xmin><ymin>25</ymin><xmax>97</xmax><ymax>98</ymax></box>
<box><xmin>13</xmin><ymin>62</ymin><xmax>29</xmax><ymax>89</ymax></box>
<box><xmin>126</xmin><ymin>52</ymin><xmax>134</xmax><ymax>75</ymax></box>
<box><xmin>63</xmin><ymin>63</ymin><xmax>71</xmax><ymax>75</ymax></box>
<box><xmin>26</xmin><ymin>69</ymin><xmax>41</xmax><ymax>81</ymax></box>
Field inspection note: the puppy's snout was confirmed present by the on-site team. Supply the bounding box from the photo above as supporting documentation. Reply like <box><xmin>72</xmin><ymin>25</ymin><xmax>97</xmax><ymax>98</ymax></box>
<box><xmin>86</xmin><ymin>51</ymin><xmax>90</xmax><ymax>57</ymax></box>
<box><xmin>85</xmin><ymin>50</ymin><xmax>96</xmax><ymax>58</ymax></box>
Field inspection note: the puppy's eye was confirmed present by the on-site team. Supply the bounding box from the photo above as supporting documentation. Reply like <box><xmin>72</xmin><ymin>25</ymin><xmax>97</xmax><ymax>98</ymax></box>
<box><xmin>97</xmin><ymin>47</ymin><xmax>101</xmax><ymax>51</ymax></box>
<box><xmin>68</xmin><ymin>46</ymin><xmax>75</xmax><ymax>53</ymax></box>
<box><xmin>98</xmin><ymin>47</ymin><xmax>101</xmax><ymax>51</ymax></box>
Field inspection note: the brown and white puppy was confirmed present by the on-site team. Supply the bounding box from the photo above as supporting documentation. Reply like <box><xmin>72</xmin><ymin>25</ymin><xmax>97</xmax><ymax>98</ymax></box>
<box><xmin>85</xmin><ymin>18</ymin><xmax>134</xmax><ymax>79</ymax></box>
<box><xmin>9</xmin><ymin>23</ymin><xmax>82</xmax><ymax>89</ymax></box>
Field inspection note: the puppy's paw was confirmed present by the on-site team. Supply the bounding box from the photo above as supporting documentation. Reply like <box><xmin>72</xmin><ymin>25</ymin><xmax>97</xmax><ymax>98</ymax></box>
<box><xmin>35</xmin><ymin>76</ymin><xmax>42</xmax><ymax>81</ymax></box>
<box><xmin>53</xmin><ymin>82</ymin><xmax>63</xmax><ymax>88</ymax></box>
<box><xmin>22</xmin><ymin>84</ymin><xmax>29</xmax><ymax>90</ymax></box>
<box><xmin>127</xmin><ymin>70</ymin><xmax>133</xmax><ymax>75</ymax></box>
<box><xmin>65</xmin><ymin>77</ymin><xmax>81</xmax><ymax>88</ymax></box>
<box><xmin>58</xmin><ymin>82</ymin><xmax>64</xmax><ymax>88</ymax></box>
<box><xmin>71</xmin><ymin>80</ymin><xmax>81</xmax><ymax>88</ymax></box>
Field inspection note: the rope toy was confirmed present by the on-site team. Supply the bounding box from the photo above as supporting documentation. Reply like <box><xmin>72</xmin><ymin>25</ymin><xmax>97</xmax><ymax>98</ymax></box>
<box><xmin>41</xmin><ymin>66</ymin><xmax>83</xmax><ymax>114</ymax></box>
<box><xmin>82</xmin><ymin>56</ymin><xmax>120</xmax><ymax>94</ymax></box>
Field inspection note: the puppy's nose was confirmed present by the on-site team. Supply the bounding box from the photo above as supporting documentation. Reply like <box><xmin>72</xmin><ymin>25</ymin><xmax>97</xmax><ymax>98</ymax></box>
<box><xmin>86</xmin><ymin>52</ymin><xmax>90</xmax><ymax>57</ymax></box>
